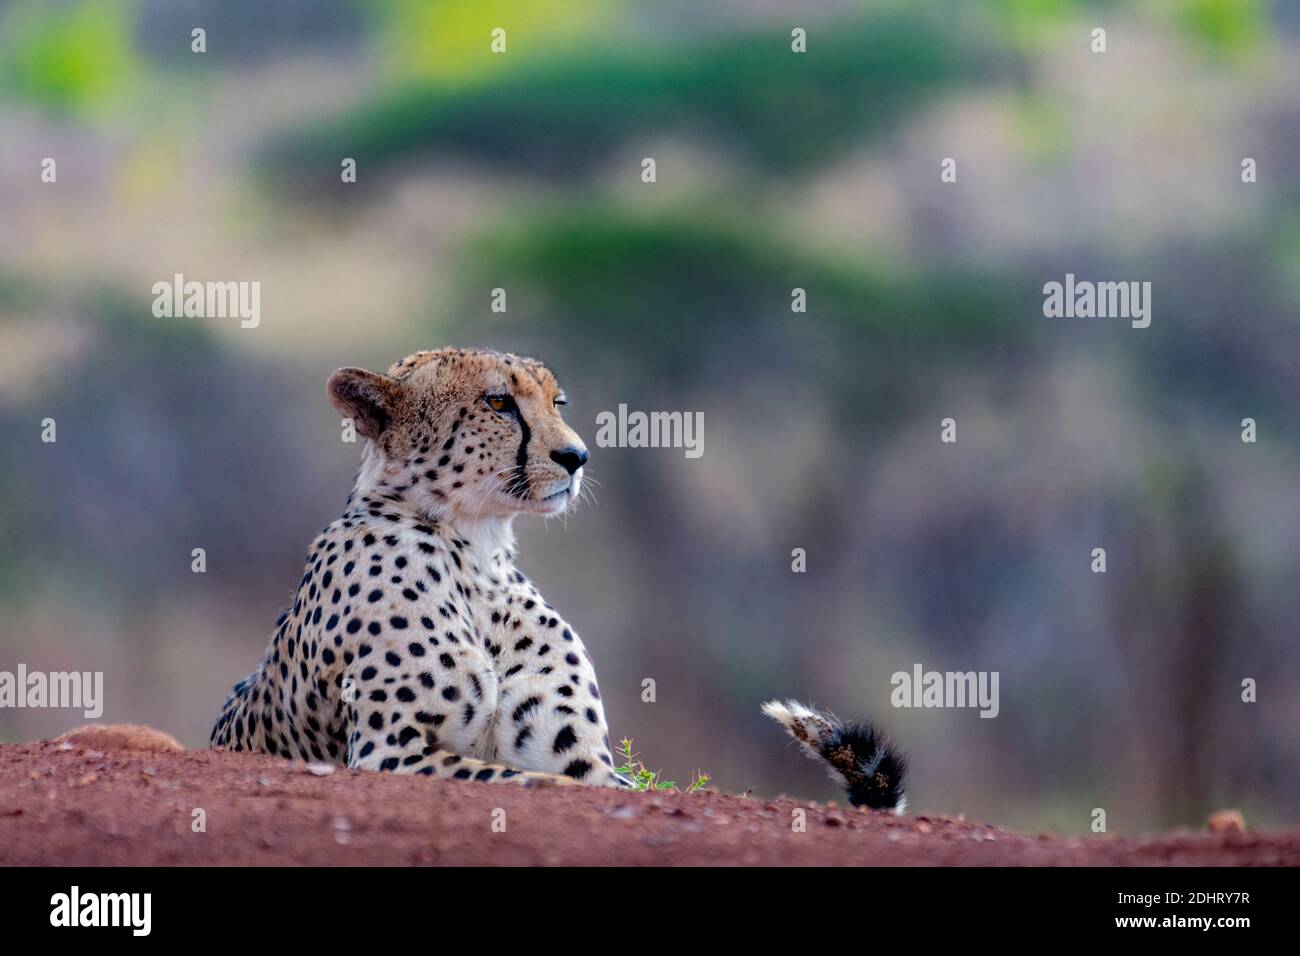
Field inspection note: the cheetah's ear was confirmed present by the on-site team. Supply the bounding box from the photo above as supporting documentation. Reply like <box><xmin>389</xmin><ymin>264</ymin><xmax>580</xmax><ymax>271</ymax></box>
<box><xmin>327</xmin><ymin>367</ymin><xmax>400</xmax><ymax>439</ymax></box>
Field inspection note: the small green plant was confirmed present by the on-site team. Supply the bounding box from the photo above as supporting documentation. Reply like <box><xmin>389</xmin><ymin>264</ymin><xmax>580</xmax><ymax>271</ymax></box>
<box><xmin>614</xmin><ymin>738</ymin><xmax>710</xmax><ymax>793</ymax></box>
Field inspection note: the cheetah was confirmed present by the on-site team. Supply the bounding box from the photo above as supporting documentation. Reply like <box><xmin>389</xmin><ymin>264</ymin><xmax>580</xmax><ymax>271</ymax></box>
<box><xmin>211</xmin><ymin>348</ymin><xmax>629</xmax><ymax>789</ymax></box>
<box><xmin>210</xmin><ymin>346</ymin><xmax>908</xmax><ymax>808</ymax></box>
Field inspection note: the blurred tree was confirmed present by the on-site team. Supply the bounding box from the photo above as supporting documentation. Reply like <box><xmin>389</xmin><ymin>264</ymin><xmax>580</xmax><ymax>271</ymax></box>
<box><xmin>264</xmin><ymin>11</ymin><xmax>1009</xmax><ymax>185</ymax></box>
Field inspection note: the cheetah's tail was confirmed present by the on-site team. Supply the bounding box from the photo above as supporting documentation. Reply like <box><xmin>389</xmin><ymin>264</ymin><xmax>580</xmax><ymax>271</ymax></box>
<box><xmin>761</xmin><ymin>699</ymin><xmax>907</xmax><ymax>814</ymax></box>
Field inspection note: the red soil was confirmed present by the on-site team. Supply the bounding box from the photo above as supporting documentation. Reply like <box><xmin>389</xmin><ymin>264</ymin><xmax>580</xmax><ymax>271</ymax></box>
<box><xmin>2</xmin><ymin>727</ymin><xmax>1296</xmax><ymax>866</ymax></box>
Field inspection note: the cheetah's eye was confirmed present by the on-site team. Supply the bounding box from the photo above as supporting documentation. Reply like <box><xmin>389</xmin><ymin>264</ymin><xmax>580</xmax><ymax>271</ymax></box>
<box><xmin>554</xmin><ymin>396</ymin><xmax>568</xmax><ymax>407</ymax></box>
<box><xmin>484</xmin><ymin>394</ymin><xmax>515</xmax><ymax>414</ymax></box>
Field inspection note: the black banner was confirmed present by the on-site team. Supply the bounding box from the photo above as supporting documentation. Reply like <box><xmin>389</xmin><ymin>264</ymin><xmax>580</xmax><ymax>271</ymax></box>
<box><xmin>0</xmin><ymin>866</ymin><xmax>1283</xmax><ymax>941</ymax></box>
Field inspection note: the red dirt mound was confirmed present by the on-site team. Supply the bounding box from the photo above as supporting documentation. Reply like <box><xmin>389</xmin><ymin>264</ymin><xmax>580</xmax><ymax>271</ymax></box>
<box><xmin>2</xmin><ymin>727</ymin><xmax>1297</xmax><ymax>866</ymax></box>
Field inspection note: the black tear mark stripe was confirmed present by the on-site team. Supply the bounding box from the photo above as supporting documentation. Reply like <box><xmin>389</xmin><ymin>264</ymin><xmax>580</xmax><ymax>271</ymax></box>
<box><xmin>513</xmin><ymin>405</ymin><xmax>532</xmax><ymax>498</ymax></box>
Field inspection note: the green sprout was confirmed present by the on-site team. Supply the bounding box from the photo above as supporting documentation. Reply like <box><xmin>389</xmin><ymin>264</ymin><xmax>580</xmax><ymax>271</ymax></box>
<box><xmin>614</xmin><ymin>738</ymin><xmax>710</xmax><ymax>794</ymax></box>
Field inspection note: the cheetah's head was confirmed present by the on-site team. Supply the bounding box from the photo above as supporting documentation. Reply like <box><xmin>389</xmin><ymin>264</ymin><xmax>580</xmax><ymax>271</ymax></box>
<box><xmin>327</xmin><ymin>348</ymin><xmax>587</xmax><ymax>520</ymax></box>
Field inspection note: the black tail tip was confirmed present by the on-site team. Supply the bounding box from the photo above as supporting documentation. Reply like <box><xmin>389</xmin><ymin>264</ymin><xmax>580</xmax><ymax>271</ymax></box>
<box><xmin>762</xmin><ymin>699</ymin><xmax>908</xmax><ymax>814</ymax></box>
<box><xmin>836</xmin><ymin>720</ymin><xmax>908</xmax><ymax>811</ymax></box>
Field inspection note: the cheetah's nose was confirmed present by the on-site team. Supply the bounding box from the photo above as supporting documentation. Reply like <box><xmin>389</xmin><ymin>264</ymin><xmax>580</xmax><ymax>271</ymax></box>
<box><xmin>550</xmin><ymin>446</ymin><xmax>588</xmax><ymax>475</ymax></box>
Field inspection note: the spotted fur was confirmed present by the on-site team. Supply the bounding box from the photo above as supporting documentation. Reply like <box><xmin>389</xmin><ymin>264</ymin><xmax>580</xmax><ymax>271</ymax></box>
<box><xmin>211</xmin><ymin>348</ymin><xmax>628</xmax><ymax>790</ymax></box>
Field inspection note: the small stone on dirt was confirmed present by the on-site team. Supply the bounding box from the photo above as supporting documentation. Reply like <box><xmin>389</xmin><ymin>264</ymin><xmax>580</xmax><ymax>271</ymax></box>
<box><xmin>54</xmin><ymin>724</ymin><xmax>184</xmax><ymax>753</ymax></box>
<box><xmin>1208</xmin><ymin>809</ymin><xmax>1245</xmax><ymax>834</ymax></box>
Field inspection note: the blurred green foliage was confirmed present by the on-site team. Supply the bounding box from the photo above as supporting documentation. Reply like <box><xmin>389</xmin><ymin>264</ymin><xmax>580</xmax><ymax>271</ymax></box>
<box><xmin>365</xmin><ymin>0</ymin><xmax>616</xmax><ymax>84</ymax></box>
<box><xmin>451</xmin><ymin>205</ymin><xmax>1024</xmax><ymax>365</ymax></box>
<box><xmin>0</xmin><ymin>0</ymin><xmax>141</xmax><ymax>113</ymax></box>
<box><xmin>266</xmin><ymin>11</ymin><xmax>1006</xmax><ymax>181</ymax></box>
<box><xmin>1178</xmin><ymin>0</ymin><xmax>1267</xmax><ymax>56</ymax></box>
